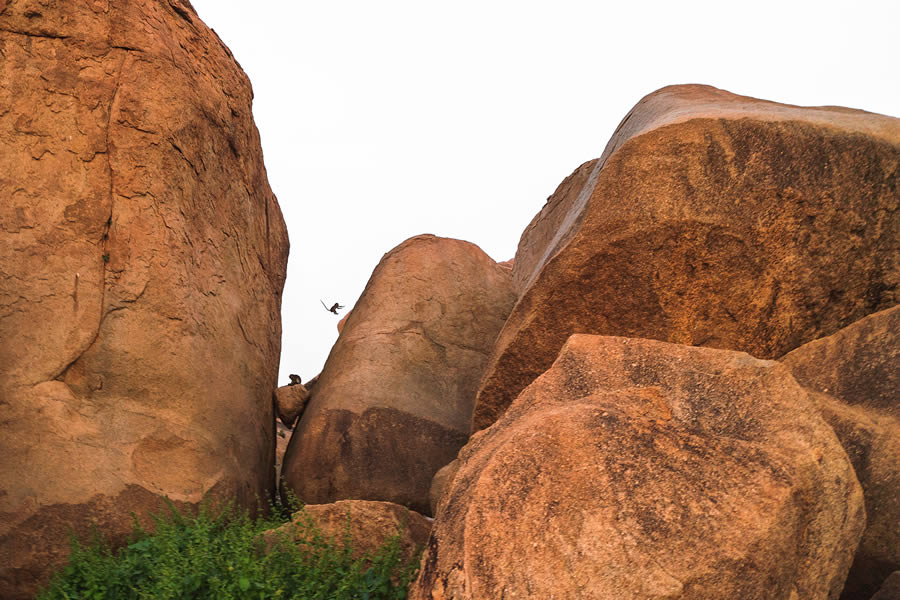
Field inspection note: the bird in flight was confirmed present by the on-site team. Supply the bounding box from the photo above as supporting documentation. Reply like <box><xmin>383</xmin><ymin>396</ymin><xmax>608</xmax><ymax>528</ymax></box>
<box><xmin>320</xmin><ymin>300</ymin><xmax>344</xmax><ymax>315</ymax></box>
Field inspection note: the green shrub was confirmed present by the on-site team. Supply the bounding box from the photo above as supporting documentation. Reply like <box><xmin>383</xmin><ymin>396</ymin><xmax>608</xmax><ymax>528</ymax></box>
<box><xmin>38</xmin><ymin>500</ymin><xmax>420</xmax><ymax>600</ymax></box>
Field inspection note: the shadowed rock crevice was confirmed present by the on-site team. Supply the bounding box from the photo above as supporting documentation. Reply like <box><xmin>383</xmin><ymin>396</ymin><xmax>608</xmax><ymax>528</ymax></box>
<box><xmin>781</xmin><ymin>305</ymin><xmax>900</xmax><ymax>599</ymax></box>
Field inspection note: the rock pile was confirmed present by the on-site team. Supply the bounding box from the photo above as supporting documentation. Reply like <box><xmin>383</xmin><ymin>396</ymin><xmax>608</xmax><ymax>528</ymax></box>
<box><xmin>1</xmin><ymin>8</ymin><xmax>897</xmax><ymax>594</ymax></box>
<box><xmin>473</xmin><ymin>84</ymin><xmax>900</xmax><ymax>432</ymax></box>
<box><xmin>271</xmin><ymin>85</ymin><xmax>896</xmax><ymax>599</ymax></box>
<box><xmin>411</xmin><ymin>336</ymin><xmax>864</xmax><ymax>599</ymax></box>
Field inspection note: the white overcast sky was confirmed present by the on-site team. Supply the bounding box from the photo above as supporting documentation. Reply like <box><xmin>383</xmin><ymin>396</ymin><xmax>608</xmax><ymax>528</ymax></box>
<box><xmin>189</xmin><ymin>0</ymin><xmax>899</xmax><ymax>385</ymax></box>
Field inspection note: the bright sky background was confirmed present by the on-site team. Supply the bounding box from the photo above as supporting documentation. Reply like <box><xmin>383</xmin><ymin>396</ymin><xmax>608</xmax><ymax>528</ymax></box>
<box><xmin>189</xmin><ymin>0</ymin><xmax>899</xmax><ymax>385</ymax></box>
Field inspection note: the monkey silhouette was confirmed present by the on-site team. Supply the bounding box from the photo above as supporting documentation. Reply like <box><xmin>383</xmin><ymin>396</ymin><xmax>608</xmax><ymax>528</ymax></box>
<box><xmin>320</xmin><ymin>300</ymin><xmax>344</xmax><ymax>315</ymax></box>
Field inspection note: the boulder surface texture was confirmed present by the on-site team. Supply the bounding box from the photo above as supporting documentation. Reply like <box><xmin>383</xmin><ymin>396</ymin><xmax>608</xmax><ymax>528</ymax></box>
<box><xmin>782</xmin><ymin>306</ymin><xmax>900</xmax><ymax>600</ymax></box>
<box><xmin>275</xmin><ymin>383</ymin><xmax>310</xmax><ymax>426</ymax></box>
<box><xmin>870</xmin><ymin>572</ymin><xmax>900</xmax><ymax>600</ymax></box>
<box><xmin>429</xmin><ymin>459</ymin><xmax>460</xmax><ymax>517</ymax></box>
<box><xmin>281</xmin><ymin>235</ymin><xmax>516</xmax><ymax>515</ymax></box>
<box><xmin>265</xmin><ymin>500</ymin><xmax>431</xmax><ymax>566</ymax></box>
<box><xmin>411</xmin><ymin>335</ymin><xmax>865</xmax><ymax>600</ymax></box>
<box><xmin>473</xmin><ymin>84</ymin><xmax>900</xmax><ymax>432</ymax></box>
<box><xmin>0</xmin><ymin>2</ymin><xmax>289</xmax><ymax>597</ymax></box>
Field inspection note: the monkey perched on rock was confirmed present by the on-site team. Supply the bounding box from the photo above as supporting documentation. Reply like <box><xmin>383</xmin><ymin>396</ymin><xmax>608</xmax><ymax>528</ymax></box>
<box><xmin>289</xmin><ymin>374</ymin><xmax>302</xmax><ymax>386</ymax></box>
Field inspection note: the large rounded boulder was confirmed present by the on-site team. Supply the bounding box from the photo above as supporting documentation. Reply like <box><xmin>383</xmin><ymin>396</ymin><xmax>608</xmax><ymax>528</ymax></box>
<box><xmin>0</xmin><ymin>2</ymin><xmax>288</xmax><ymax>597</ymax></box>
<box><xmin>782</xmin><ymin>305</ymin><xmax>900</xmax><ymax>600</ymax></box>
<box><xmin>264</xmin><ymin>500</ymin><xmax>432</xmax><ymax>566</ymax></box>
<box><xmin>281</xmin><ymin>235</ymin><xmax>516</xmax><ymax>514</ymax></box>
<box><xmin>473</xmin><ymin>84</ymin><xmax>900</xmax><ymax>431</ymax></box>
<box><xmin>411</xmin><ymin>335</ymin><xmax>865</xmax><ymax>600</ymax></box>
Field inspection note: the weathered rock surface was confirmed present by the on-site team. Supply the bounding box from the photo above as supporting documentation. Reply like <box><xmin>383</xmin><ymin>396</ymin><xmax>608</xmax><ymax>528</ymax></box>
<box><xmin>337</xmin><ymin>310</ymin><xmax>351</xmax><ymax>334</ymax></box>
<box><xmin>281</xmin><ymin>235</ymin><xmax>516</xmax><ymax>515</ymax></box>
<box><xmin>511</xmin><ymin>158</ymin><xmax>599</xmax><ymax>295</ymax></box>
<box><xmin>0</xmin><ymin>2</ymin><xmax>288</xmax><ymax>597</ymax></box>
<box><xmin>428</xmin><ymin>459</ymin><xmax>460</xmax><ymax>517</ymax></box>
<box><xmin>781</xmin><ymin>306</ymin><xmax>900</xmax><ymax>600</ymax></box>
<box><xmin>275</xmin><ymin>420</ymin><xmax>293</xmax><ymax>485</ymax></box>
<box><xmin>473</xmin><ymin>84</ymin><xmax>900</xmax><ymax>432</ymax></box>
<box><xmin>411</xmin><ymin>335</ymin><xmax>865</xmax><ymax>600</ymax></box>
<box><xmin>274</xmin><ymin>383</ymin><xmax>310</xmax><ymax>426</ymax></box>
<box><xmin>780</xmin><ymin>305</ymin><xmax>898</xmax><ymax>417</ymax></box>
<box><xmin>264</xmin><ymin>500</ymin><xmax>431</xmax><ymax>565</ymax></box>
<box><xmin>871</xmin><ymin>572</ymin><xmax>900</xmax><ymax>600</ymax></box>
<box><xmin>303</xmin><ymin>373</ymin><xmax>320</xmax><ymax>395</ymax></box>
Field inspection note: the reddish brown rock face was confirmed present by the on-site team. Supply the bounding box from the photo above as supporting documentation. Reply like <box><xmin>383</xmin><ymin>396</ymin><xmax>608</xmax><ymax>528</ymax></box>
<box><xmin>473</xmin><ymin>84</ymin><xmax>900</xmax><ymax>432</ymax></box>
<box><xmin>275</xmin><ymin>420</ymin><xmax>293</xmax><ymax>485</ymax></box>
<box><xmin>281</xmin><ymin>235</ymin><xmax>516</xmax><ymax>515</ymax></box>
<box><xmin>870</xmin><ymin>572</ymin><xmax>900</xmax><ymax>600</ymax></box>
<box><xmin>337</xmin><ymin>310</ymin><xmax>351</xmax><ymax>334</ymax></box>
<box><xmin>511</xmin><ymin>158</ymin><xmax>599</xmax><ymax>294</ymax></box>
<box><xmin>781</xmin><ymin>306</ymin><xmax>900</xmax><ymax>600</ymax></box>
<box><xmin>264</xmin><ymin>500</ymin><xmax>432</xmax><ymax>566</ymax></box>
<box><xmin>428</xmin><ymin>459</ymin><xmax>460</xmax><ymax>517</ymax></box>
<box><xmin>0</xmin><ymin>2</ymin><xmax>289</xmax><ymax>597</ymax></box>
<box><xmin>275</xmin><ymin>383</ymin><xmax>310</xmax><ymax>427</ymax></box>
<box><xmin>411</xmin><ymin>335</ymin><xmax>865</xmax><ymax>600</ymax></box>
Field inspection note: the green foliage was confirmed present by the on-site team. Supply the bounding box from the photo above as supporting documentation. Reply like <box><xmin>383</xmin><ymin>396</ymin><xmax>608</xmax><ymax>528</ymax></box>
<box><xmin>38</xmin><ymin>499</ymin><xmax>420</xmax><ymax>600</ymax></box>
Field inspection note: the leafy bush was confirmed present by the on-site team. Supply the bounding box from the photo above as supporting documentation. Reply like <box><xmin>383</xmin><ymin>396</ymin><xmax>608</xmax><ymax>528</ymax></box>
<box><xmin>38</xmin><ymin>500</ymin><xmax>420</xmax><ymax>600</ymax></box>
